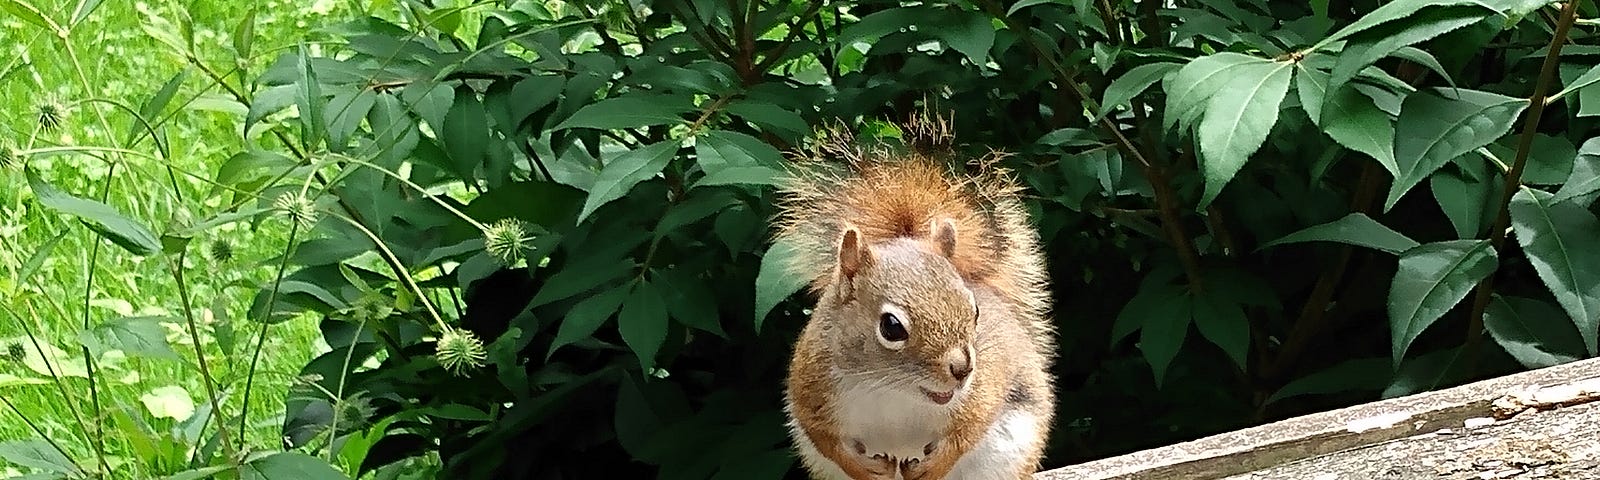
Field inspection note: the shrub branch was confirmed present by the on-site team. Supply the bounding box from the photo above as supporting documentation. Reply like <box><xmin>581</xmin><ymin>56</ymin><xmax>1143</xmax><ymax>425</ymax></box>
<box><xmin>1465</xmin><ymin>0</ymin><xmax>1583</xmax><ymax>357</ymax></box>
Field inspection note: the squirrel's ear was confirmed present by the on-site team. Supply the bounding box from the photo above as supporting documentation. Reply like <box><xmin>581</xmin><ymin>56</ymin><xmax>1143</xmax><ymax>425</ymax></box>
<box><xmin>838</xmin><ymin>227</ymin><xmax>867</xmax><ymax>279</ymax></box>
<box><xmin>932</xmin><ymin>218</ymin><xmax>958</xmax><ymax>258</ymax></box>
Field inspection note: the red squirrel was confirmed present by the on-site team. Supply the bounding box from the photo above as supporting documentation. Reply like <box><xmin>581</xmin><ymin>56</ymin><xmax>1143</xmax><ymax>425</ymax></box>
<box><xmin>772</xmin><ymin>116</ymin><xmax>1057</xmax><ymax>480</ymax></box>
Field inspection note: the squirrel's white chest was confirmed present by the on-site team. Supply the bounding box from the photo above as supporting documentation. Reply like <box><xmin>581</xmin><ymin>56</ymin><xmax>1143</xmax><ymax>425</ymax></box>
<box><xmin>833</xmin><ymin>382</ymin><xmax>952</xmax><ymax>460</ymax></box>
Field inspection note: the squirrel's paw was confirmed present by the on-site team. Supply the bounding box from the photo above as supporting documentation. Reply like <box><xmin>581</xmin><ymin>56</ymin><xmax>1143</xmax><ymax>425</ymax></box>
<box><xmin>847</xmin><ymin>440</ymin><xmax>897</xmax><ymax>478</ymax></box>
<box><xmin>899</xmin><ymin>456</ymin><xmax>945</xmax><ymax>480</ymax></box>
<box><xmin>863</xmin><ymin>453</ymin><xmax>898</xmax><ymax>477</ymax></box>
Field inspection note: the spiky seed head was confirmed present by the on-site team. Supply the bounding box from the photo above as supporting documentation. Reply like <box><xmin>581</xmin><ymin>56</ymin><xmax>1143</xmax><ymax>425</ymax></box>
<box><xmin>346</xmin><ymin>293</ymin><xmax>394</xmax><ymax>323</ymax></box>
<box><xmin>483</xmin><ymin>218</ymin><xmax>532</xmax><ymax>265</ymax></box>
<box><xmin>0</xmin><ymin>143</ymin><xmax>20</xmax><ymax>170</ymax></box>
<box><xmin>36</xmin><ymin>99</ymin><xmax>67</xmax><ymax>133</ymax></box>
<box><xmin>4</xmin><ymin>342</ymin><xmax>24</xmax><ymax>362</ymax></box>
<box><xmin>206</xmin><ymin>239</ymin><xmax>234</xmax><ymax>263</ymax></box>
<box><xmin>338</xmin><ymin>393</ymin><xmax>376</xmax><ymax>429</ymax></box>
<box><xmin>273</xmin><ymin>192</ymin><xmax>318</xmax><ymax>231</ymax></box>
<box><xmin>436</xmin><ymin>327</ymin><xmax>486</xmax><ymax>376</ymax></box>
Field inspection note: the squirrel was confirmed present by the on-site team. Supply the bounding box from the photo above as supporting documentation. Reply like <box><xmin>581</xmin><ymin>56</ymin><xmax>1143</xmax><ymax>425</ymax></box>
<box><xmin>773</xmin><ymin>114</ymin><xmax>1057</xmax><ymax>480</ymax></box>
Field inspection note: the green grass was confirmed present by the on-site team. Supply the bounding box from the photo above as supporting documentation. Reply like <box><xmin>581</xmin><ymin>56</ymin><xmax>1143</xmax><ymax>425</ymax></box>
<box><xmin>0</xmin><ymin>0</ymin><xmax>374</xmax><ymax>476</ymax></box>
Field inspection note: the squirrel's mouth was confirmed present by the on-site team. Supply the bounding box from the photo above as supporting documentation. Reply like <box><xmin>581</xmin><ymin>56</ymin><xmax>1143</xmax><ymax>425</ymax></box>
<box><xmin>919</xmin><ymin>387</ymin><xmax>956</xmax><ymax>405</ymax></box>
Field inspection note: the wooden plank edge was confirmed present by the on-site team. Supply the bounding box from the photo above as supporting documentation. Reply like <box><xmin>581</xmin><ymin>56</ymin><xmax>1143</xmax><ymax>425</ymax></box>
<box><xmin>1033</xmin><ymin>357</ymin><xmax>1600</xmax><ymax>480</ymax></box>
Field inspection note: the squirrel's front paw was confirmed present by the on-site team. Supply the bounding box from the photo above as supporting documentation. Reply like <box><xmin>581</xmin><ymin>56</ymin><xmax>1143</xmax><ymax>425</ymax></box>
<box><xmin>900</xmin><ymin>455</ymin><xmax>950</xmax><ymax>480</ymax></box>
<box><xmin>898</xmin><ymin>458</ymin><xmax>923</xmax><ymax>480</ymax></box>
<box><xmin>846</xmin><ymin>440</ymin><xmax>897</xmax><ymax>478</ymax></box>
<box><xmin>854</xmin><ymin>453</ymin><xmax>897</xmax><ymax>478</ymax></box>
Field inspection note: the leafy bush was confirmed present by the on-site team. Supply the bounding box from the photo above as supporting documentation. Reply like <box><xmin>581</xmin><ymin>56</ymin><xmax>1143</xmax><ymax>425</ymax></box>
<box><xmin>9</xmin><ymin>0</ymin><xmax>1600</xmax><ymax>478</ymax></box>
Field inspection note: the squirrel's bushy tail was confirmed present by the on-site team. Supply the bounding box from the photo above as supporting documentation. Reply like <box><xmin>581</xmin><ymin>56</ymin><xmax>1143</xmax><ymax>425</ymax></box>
<box><xmin>771</xmin><ymin>113</ymin><xmax>1052</xmax><ymax>334</ymax></box>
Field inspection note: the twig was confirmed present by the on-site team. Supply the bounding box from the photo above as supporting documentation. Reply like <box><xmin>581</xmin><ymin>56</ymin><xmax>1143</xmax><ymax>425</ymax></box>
<box><xmin>1262</xmin><ymin>157</ymin><xmax>1378</xmax><ymax>382</ymax></box>
<box><xmin>169</xmin><ymin>249</ymin><xmax>236</xmax><ymax>456</ymax></box>
<box><xmin>1464</xmin><ymin>0</ymin><xmax>1582</xmax><ymax>358</ymax></box>
<box><xmin>752</xmin><ymin>0</ymin><xmax>826</xmax><ymax>73</ymax></box>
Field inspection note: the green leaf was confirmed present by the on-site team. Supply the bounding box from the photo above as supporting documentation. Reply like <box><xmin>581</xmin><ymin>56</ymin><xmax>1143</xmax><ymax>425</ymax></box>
<box><xmin>323</xmin><ymin>88</ymin><xmax>377</xmax><ymax>151</ymax></box>
<box><xmin>162</xmin><ymin>465</ymin><xmax>232</xmax><ymax>480</ymax></box>
<box><xmin>1327</xmin><ymin>7</ymin><xmax>1488</xmax><ymax>98</ymax></box>
<box><xmin>1195</xmin><ymin>57</ymin><xmax>1294</xmax><ymax>208</ymax></box>
<box><xmin>527</xmin><ymin>253</ymin><xmax>635</xmax><ymax>308</ymax></box>
<box><xmin>0</xmin><ymin>0</ymin><xmax>63</xmax><ymax>34</ymax></box>
<box><xmin>578</xmin><ymin>140</ymin><xmax>680</xmax><ymax>223</ymax></box>
<box><xmin>1429</xmin><ymin>167</ymin><xmax>1500</xmax><ymax>239</ymax></box>
<box><xmin>1096</xmin><ymin>62</ymin><xmax>1180</xmax><ymax>120</ymax></box>
<box><xmin>363</xmin><ymin>92</ymin><xmax>419</xmax><ymax>166</ymax></box>
<box><xmin>19</xmin><ymin>231</ymin><xmax>66</xmax><ymax>281</ymax></box>
<box><xmin>725</xmin><ymin>100</ymin><xmax>808</xmax><ymax>139</ymax></box>
<box><xmin>1138</xmin><ymin>288</ymin><xmax>1193</xmax><ymax>388</ymax></box>
<box><xmin>0</xmin><ymin>439</ymin><xmax>81</xmax><ymax>475</ymax></box>
<box><xmin>1485</xmin><ymin>295</ymin><xmax>1587</xmax><ymax>369</ymax></box>
<box><xmin>1508</xmin><ymin>188</ymin><xmax>1600</xmax><ymax>355</ymax></box>
<box><xmin>554</xmin><ymin>94</ymin><xmax>695</xmax><ymax>130</ymax></box>
<box><xmin>441</xmin><ymin>89</ymin><xmax>489</xmax><ymax>180</ymax></box>
<box><xmin>664</xmin><ymin>275</ymin><xmax>726</xmax><ymax>338</ymax></box>
<box><xmin>1550</xmin><ymin>137</ymin><xmax>1600</xmax><ymax>205</ymax></box>
<box><xmin>1311</xmin><ymin>75</ymin><xmax>1399</xmax><ymax>174</ymax></box>
<box><xmin>125</xmin><ymin>70</ymin><xmax>186</xmax><ymax>155</ymax></box>
<box><xmin>618</xmin><ymin>280</ymin><xmax>669</xmax><ymax>371</ymax></box>
<box><xmin>1295</xmin><ymin>63</ymin><xmax>1331</xmax><ymax>124</ymax></box>
<box><xmin>547</xmin><ymin>285</ymin><xmax>628</xmax><ymax>359</ymax></box>
<box><xmin>928</xmin><ymin>9</ymin><xmax>996</xmax><ymax>65</ymax></box>
<box><xmin>1390</xmin><ymin>46</ymin><xmax>1457</xmax><ymax>88</ymax></box>
<box><xmin>1006</xmin><ymin>0</ymin><xmax>1064</xmax><ymax>14</ymax></box>
<box><xmin>77</xmin><ymin>316</ymin><xmax>179</xmax><ymax>360</ymax></box>
<box><xmin>244</xmin><ymin>84</ymin><xmax>297</xmax><ymax>135</ymax></box>
<box><xmin>1553</xmin><ymin>63</ymin><xmax>1600</xmax><ymax>102</ymax></box>
<box><xmin>1266</xmin><ymin>357</ymin><xmax>1390</xmax><ymax>404</ymax></box>
<box><xmin>1383</xmin><ymin>345</ymin><xmax>1471</xmax><ymax>398</ymax></box>
<box><xmin>1191</xmin><ymin>293</ymin><xmax>1249</xmax><ymax>371</ymax></box>
<box><xmin>1388</xmin><ymin>239</ymin><xmax>1498</xmax><ymax>364</ymax></box>
<box><xmin>1581</xmin><ymin>81</ymin><xmax>1600</xmax><ymax>117</ymax></box>
<box><xmin>1258</xmin><ymin>213</ymin><xmax>1419</xmax><ymax>255</ymax></box>
<box><xmin>1163</xmin><ymin>52</ymin><xmax>1262</xmax><ymax>134</ymax></box>
<box><xmin>1386</xmin><ymin>88</ymin><xmax>1528</xmax><ymax>211</ymax></box>
<box><xmin>1318</xmin><ymin>0</ymin><xmax>1497</xmax><ymax>48</ymax></box>
<box><xmin>1485</xmin><ymin>133</ymin><xmax>1575</xmax><ymax>185</ymax></box>
<box><xmin>27</xmin><ymin>169</ymin><xmax>161</xmax><ymax>256</ymax></box>
<box><xmin>1036</xmin><ymin>128</ymin><xmax>1103</xmax><ymax>147</ymax></box>
<box><xmin>294</xmin><ymin>45</ymin><xmax>325</xmax><ymax>151</ymax></box>
<box><xmin>694</xmin><ymin>165</ymin><xmax>785</xmax><ymax>188</ymax></box>
<box><xmin>400</xmin><ymin>82</ymin><xmax>454</xmax><ymax>129</ymax></box>
<box><xmin>0</xmin><ymin>374</ymin><xmax>51</xmax><ymax>388</ymax></box>
<box><xmin>657</xmin><ymin>188</ymin><xmax>738</xmax><ymax>234</ymax></box>
<box><xmin>694</xmin><ymin>130</ymin><xmax>785</xmax><ymax>175</ymax></box>
<box><xmin>613</xmin><ymin>373</ymin><xmax>667</xmax><ymax>458</ymax></box>
<box><xmin>241</xmin><ymin>451</ymin><xmax>350</xmax><ymax>480</ymax></box>
<box><xmin>506</xmin><ymin>74</ymin><xmax>564</xmax><ymax>127</ymax></box>
<box><xmin>753</xmin><ymin>235</ymin><xmax>807</xmax><ymax>332</ymax></box>
<box><xmin>232</xmin><ymin>5</ymin><xmax>256</xmax><ymax>60</ymax></box>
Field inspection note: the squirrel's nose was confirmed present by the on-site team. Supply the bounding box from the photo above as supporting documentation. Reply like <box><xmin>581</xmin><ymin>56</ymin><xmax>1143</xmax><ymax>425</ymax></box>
<box><xmin>949</xmin><ymin>348</ymin><xmax>973</xmax><ymax>381</ymax></box>
<box><xmin>950</xmin><ymin>362</ymin><xmax>972</xmax><ymax>382</ymax></box>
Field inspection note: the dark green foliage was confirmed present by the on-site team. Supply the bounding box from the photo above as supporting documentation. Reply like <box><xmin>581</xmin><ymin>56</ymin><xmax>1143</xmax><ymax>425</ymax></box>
<box><xmin>215</xmin><ymin>0</ymin><xmax>1600</xmax><ymax>477</ymax></box>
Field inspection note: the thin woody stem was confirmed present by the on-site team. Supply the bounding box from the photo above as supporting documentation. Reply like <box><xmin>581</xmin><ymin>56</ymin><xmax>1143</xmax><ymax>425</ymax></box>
<box><xmin>1464</xmin><ymin>0</ymin><xmax>1583</xmax><ymax>356</ymax></box>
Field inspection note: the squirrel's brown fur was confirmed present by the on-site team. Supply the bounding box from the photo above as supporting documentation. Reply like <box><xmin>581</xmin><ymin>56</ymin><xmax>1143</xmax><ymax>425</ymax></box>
<box><xmin>772</xmin><ymin>113</ymin><xmax>1054</xmax><ymax>343</ymax></box>
<box><xmin>774</xmin><ymin>111</ymin><xmax>1057</xmax><ymax>480</ymax></box>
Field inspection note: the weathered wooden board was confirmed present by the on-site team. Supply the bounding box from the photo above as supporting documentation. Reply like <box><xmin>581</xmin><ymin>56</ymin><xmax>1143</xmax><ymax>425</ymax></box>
<box><xmin>1220</xmin><ymin>400</ymin><xmax>1600</xmax><ymax>479</ymax></box>
<box><xmin>1034</xmin><ymin>357</ymin><xmax>1600</xmax><ymax>480</ymax></box>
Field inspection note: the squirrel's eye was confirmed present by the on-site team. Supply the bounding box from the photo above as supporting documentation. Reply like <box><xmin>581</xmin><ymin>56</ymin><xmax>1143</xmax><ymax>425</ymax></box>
<box><xmin>879</xmin><ymin>313</ymin><xmax>909</xmax><ymax>344</ymax></box>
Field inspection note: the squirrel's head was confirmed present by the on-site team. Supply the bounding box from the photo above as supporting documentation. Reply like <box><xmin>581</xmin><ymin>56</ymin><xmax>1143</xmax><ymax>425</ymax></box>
<box><xmin>824</xmin><ymin>218</ymin><xmax>978</xmax><ymax>407</ymax></box>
